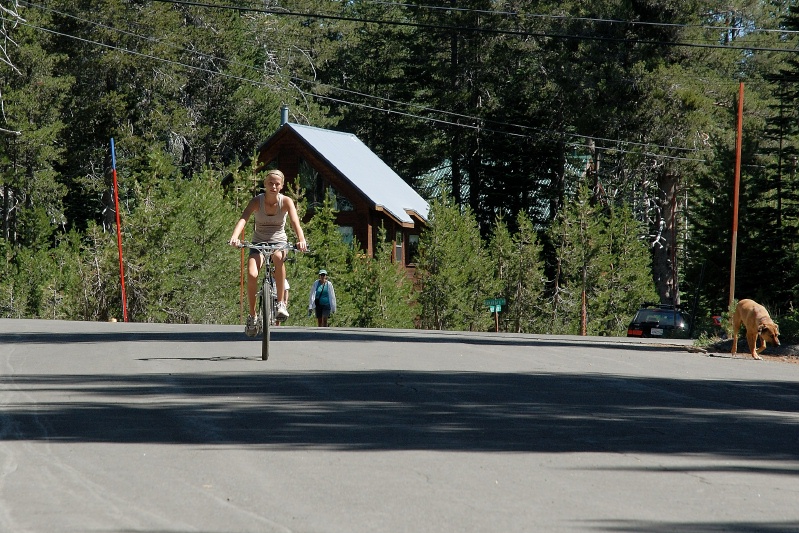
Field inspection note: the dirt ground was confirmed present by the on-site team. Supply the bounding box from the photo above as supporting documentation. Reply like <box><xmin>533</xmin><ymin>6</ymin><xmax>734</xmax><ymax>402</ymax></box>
<box><xmin>703</xmin><ymin>337</ymin><xmax>799</xmax><ymax>364</ymax></box>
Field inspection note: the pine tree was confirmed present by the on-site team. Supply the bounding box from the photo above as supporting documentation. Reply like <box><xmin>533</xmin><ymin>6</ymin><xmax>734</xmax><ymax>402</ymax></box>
<box><xmin>341</xmin><ymin>226</ymin><xmax>417</xmax><ymax>329</ymax></box>
<box><xmin>98</xmin><ymin>153</ymin><xmax>240</xmax><ymax>323</ymax></box>
<box><xmin>416</xmin><ymin>196</ymin><xmax>494</xmax><ymax>331</ymax></box>
<box><xmin>74</xmin><ymin>222</ymin><xmax>119</xmax><ymax>321</ymax></box>
<box><xmin>48</xmin><ymin>0</ymin><xmax>333</xmax><ymax>236</ymax></box>
<box><xmin>510</xmin><ymin>212</ymin><xmax>547</xmax><ymax>333</ymax></box>
<box><xmin>0</xmin><ymin>4</ymin><xmax>71</xmax><ymax>247</ymax></box>
<box><xmin>547</xmin><ymin>184</ymin><xmax>658</xmax><ymax>335</ymax></box>
<box><xmin>488</xmin><ymin>212</ymin><xmax>547</xmax><ymax>333</ymax></box>
<box><xmin>593</xmin><ymin>203</ymin><xmax>658</xmax><ymax>335</ymax></box>
<box><xmin>292</xmin><ymin>192</ymin><xmax>351</xmax><ymax>326</ymax></box>
<box><xmin>721</xmin><ymin>2</ymin><xmax>799</xmax><ymax>314</ymax></box>
<box><xmin>487</xmin><ymin>216</ymin><xmax>514</xmax><ymax>331</ymax></box>
<box><xmin>546</xmin><ymin>185</ymin><xmax>607</xmax><ymax>335</ymax></box>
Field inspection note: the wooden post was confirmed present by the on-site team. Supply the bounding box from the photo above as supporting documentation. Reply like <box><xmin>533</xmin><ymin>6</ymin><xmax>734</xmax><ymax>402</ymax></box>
<box><xmin>581</xmin><ymin>288</ymin><xmax>587</xmax><ymax>336</ymax></box>
<box><xmin>729</xmin><ymin>82</ymin><xmax>744</xmax><ymax>311</ymax></box>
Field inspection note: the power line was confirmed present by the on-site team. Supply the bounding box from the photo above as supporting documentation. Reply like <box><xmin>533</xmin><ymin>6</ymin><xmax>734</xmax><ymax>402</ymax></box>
<box><xmin>14</xmin><ymin>7</ymin><xmax>710</xmax><ymax>160</ymax></box>
<box><xmin>154</xmin><ymin>0</ymin><xmax>799</xmax><ymax>54</ymax></box>
<box><xmin>10</xmin><ymin>7</ymin><xmax>710</xmax><ymax>160</ymax></box>
<box><xmin>365</xmin><ymin>0</ymin><xmax>799</xmax><ymax>36</ymax></box>
<box><xmin>1</xmin><ymin>13</ymin><xmax>287</xmax><ymax>90</ymax></box>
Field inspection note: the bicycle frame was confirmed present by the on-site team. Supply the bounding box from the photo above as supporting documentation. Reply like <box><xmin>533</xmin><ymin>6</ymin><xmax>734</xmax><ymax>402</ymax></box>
<box><xmin>237</xmin><ymin>242</ymin><xmax>297</xmax><ymax>360</ymax></box>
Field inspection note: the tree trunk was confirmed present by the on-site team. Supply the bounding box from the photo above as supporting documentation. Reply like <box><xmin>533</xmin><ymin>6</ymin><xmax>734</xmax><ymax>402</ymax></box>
<box><xmin>2</xmin><ymin>183</ymin><xmax>9</xmax><ymax>241</ymax></box>
<box><xmin>653</xmin><ymin>171</ymin><xmax>679</xmax><ymax>306</ymax></box>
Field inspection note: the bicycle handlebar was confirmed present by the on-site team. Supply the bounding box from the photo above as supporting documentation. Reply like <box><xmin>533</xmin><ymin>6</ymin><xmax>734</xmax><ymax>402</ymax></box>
<box><xmin>230</xmin><ymin>241</ymin><xmax>308</xmax><ymax>254</ymax></box>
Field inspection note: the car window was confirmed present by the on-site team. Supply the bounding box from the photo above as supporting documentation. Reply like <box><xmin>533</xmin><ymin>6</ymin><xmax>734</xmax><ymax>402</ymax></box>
<box><xmin>635</xmin><ymin>310</ymin><xmax>678</xmax><ymax>323</ymax></box>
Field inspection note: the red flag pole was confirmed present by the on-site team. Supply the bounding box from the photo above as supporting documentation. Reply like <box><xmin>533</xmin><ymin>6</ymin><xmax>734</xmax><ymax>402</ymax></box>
<box><xmin>110</xmin><ymin>138</ymin><xmax>129</xmax><ymax>322</ymax></box>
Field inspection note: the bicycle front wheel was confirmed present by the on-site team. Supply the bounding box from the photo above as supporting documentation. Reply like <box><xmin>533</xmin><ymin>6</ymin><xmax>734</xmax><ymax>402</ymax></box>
<box><xmin>261</xmin><ymin>278</ymin><xmax>272</xmax><ymax>360</ymax></box>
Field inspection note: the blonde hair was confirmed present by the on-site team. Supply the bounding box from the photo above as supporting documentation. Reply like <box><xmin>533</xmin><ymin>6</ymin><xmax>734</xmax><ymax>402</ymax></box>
<box><xmin>264</xmin><ymin>169</ymin><xmax>285</xmax><ymax>184</ymax></box>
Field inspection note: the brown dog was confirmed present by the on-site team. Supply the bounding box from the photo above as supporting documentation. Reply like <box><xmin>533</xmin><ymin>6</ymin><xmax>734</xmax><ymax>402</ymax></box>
<box><xmin>731</xmin><ymin>299</ymin><xmax>780</xmax><ymax>360</ymax></box>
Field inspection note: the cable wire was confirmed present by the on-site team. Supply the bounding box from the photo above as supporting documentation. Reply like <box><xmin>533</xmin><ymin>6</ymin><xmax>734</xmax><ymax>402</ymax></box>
<box><xmin>9</xmin><ymin>6</ymin><xmax>717</xmax><ymax>161</ymax></box>
<box><xmin>153</xmin><ymin>0</ymin><xmax>799</xmax><ymax>54</ymax></box>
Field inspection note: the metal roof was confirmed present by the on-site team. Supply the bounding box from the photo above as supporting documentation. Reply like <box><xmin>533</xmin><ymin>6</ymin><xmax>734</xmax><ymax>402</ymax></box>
<box><xmin>288</xmin><ymin>123</ymin><xmax>429</xmax><ymax>226</ymax></box>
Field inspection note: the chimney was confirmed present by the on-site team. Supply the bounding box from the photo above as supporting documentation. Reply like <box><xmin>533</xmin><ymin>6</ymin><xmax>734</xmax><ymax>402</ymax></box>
<box><xmin>280</xmin><ymin>105</ymin><xmax>289</xmax><ymax>126</ymax></box>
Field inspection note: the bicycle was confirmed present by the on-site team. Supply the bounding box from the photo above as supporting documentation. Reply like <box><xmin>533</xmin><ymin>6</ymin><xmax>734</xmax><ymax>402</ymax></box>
<box><xmin>234</xmin><ymin>241</ymin><xmax>301</xmax><ymax>360</ymax></box>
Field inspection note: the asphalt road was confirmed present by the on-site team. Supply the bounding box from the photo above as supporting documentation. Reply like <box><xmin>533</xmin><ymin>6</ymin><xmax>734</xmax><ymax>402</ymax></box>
<box><xmin>1</xmin><ymin>318</ymin><xmax>798</xmax><ymax>533</ymax></box>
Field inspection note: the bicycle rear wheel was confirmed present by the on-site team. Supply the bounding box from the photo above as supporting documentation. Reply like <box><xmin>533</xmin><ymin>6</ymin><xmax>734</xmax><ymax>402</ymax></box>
<box><xmin>261</xmin><ymin>277</ymin><xmax>272</xmax><ymax>360</ymax></box>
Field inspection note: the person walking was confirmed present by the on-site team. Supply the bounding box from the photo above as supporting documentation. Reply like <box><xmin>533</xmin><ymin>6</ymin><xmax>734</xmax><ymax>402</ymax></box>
<box><xmin>308</xmin><ymin>269</ymin><xmax>336</xmax><ymax>327</ymax></box>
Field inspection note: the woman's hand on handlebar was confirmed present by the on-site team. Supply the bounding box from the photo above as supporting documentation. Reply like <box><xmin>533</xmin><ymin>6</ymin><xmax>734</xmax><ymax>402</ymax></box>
<box><xmin>295</xmin><ymin>240</ymin><xmax>308</xmax><ymax>252</ymax></box>
<box><xmin>228</xmin><ymin>237</ymin><xmax>241</xmax><ymax>247</ymax></box>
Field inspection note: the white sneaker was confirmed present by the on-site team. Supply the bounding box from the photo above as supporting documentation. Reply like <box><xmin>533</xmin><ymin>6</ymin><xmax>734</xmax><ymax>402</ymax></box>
<box><xmin>245</xmin><ymin>315</ymin><xmax>259</xmax><ymax>337</ymax></box>
<box><xmin>276</xmin><ymin>302</ymin><xmax>289</xmax><ymax>320</ymax></box>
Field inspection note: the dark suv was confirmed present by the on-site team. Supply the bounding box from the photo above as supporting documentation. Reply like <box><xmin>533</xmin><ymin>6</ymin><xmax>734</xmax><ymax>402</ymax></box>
<box><xmin>626</xmin><ymin>303</ymin><xmax>691</xmax><ymax>339</ymax></box>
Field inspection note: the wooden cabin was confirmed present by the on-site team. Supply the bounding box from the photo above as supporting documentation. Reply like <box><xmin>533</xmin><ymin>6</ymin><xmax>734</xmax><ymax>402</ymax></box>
<box><xmin>251</xmin><ymin>122</ymin><xmax>430</xmax><ymax>270</ymax></box>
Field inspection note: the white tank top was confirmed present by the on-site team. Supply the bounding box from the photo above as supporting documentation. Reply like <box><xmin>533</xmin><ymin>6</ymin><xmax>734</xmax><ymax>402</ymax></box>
<box><xmin>252</xmin><ymin>193</ymin><xmax>288</xmax><ymax>243</ymax></box>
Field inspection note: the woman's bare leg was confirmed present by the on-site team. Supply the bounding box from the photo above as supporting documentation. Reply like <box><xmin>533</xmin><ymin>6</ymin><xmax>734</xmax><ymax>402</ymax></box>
<box><xmin>246</xmin><ymin>254</ymin><xmax>263</xmax><ymax>316</ymax></box>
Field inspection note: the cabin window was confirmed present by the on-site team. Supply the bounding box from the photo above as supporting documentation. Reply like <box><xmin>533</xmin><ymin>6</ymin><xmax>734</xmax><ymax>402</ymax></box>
<box><xmin>394</xmin><ymin>231</ymin><xmax>403</xmax><ymax>264</ymax></box>
<box><xmin>329</xmin><ymin>186</ymin><xmax>354</xmax><ymax>212</ymax></box>
<box><xmin>298</xmin><ymin>159</ymin><xmax>324</xmax><ymax>208</ymax></box>
<box><xmin>298</xmin><ymin>159</ymin><xmax>354</xmax><ymax>212</ymax></box>
<box><xmin>407</xmin><ymin>234</ymin><xmax>419</xmax><ymax>265</ymax></box>
<box><xmin>338</xmin><ymin>226</ymin><xmax>354</xmax><ymax>246</ymax></box>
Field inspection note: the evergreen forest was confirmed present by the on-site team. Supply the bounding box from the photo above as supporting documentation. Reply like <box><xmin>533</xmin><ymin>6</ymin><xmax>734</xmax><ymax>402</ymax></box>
<box><xmin>3</xmin><ymin>0</ymin><xmax>799</xmax><ymax>338</ymax></box>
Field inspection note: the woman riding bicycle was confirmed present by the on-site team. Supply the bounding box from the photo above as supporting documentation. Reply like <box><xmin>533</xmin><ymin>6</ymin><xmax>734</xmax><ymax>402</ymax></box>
<box><xmin>228</xmin><ymin>169</ymin><xmax>308</xmax><ymax>336</ymax></box>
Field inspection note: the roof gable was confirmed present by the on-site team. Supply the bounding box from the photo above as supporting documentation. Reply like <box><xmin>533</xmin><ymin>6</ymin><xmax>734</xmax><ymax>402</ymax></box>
<box><xmin>287</xmin><ymin>123</ymin><xmax>429</xmax><ymax>226</ymax></box>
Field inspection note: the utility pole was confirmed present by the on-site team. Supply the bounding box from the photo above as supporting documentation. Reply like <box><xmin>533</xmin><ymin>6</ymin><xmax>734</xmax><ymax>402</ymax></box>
<box><xmin>729</xmin><ymin>82</ymin><xmax>744</xmax><ymax>312</ymax></box>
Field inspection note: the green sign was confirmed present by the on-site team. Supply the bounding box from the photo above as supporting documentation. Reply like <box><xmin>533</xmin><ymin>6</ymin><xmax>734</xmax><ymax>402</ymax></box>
<box><xmin>484</xmin><ymin>298</ymin><xmax>506</xmax><ymax>307</ymax></box>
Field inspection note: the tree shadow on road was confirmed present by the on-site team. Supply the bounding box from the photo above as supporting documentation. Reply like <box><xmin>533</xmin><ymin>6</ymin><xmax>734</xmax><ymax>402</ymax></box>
<box><xmin>589</xmin><ymin>520</ymin><xmax>799</xmax><ymax>533</ymax></box>
<box><xmin>2</xmin><ymin>368</ymin><xmax>798</xmax><ymax>463</ymax></box>
<box><xmin>0</xmin><ymin>326</ymin><xmax>690</xmax><ymax>352</ymax></box>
